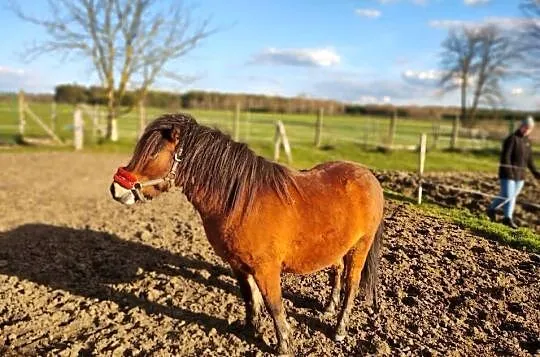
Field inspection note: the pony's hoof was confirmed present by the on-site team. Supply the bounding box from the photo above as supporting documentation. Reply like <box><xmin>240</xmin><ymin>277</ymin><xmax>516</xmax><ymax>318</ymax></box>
<box><xmin>277</xmin><ymin>349</ymin><xmax>293</xmax><ymax>357</ymax></box>
<box><xmin>334</xmin><ymin>333</ymin><xmax>346</xmax><ymax>342</ymax></box>
<box><xmin>323</xmin><ymin>305</ymin><xmax>336</xmax><ymax>315</ymax></box>
<box><xmin>277</xmin><ymin>342</ymin><xmax>292</xmax><ymax>356</ymax></box>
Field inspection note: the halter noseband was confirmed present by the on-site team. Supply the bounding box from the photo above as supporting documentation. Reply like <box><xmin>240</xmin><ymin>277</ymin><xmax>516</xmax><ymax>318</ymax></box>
<box><xmin>113</xmin><ymin>148</ymin><xmax>183</xmax><ymax>202</ymax></box>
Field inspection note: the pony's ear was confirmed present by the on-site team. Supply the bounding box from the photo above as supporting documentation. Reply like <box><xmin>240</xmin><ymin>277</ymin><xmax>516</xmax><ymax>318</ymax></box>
<box><xmin>165</xmin><ymin>125</ymin><xmax>181</xmax><ymax>144</ymax></box>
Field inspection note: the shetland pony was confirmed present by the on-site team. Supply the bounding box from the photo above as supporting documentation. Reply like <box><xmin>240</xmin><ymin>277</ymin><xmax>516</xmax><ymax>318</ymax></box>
<box><xmin>110</xmin><ymin>113</ymin><xmax>384</xmax><ymax>355</ymax></box>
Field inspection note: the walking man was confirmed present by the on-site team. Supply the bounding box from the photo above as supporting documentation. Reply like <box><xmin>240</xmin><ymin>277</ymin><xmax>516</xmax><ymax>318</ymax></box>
<box><xmin>487</xmin><ymin>116</ymin><xmax>540</xmax><ymax>228</ymax></box>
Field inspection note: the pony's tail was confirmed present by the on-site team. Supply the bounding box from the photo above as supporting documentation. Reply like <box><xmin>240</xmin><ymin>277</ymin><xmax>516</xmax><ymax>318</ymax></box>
<box><xmin>360</xmin><ymin>220</ymin><xmax>384</xmax><ymax>311</ymax></box>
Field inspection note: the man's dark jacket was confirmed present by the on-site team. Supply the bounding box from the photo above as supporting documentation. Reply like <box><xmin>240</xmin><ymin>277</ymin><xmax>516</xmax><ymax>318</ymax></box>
<box><xmin>498</xmin><ymin>130</ymin><xmax>540</xmax><ymax>180</ymax></box>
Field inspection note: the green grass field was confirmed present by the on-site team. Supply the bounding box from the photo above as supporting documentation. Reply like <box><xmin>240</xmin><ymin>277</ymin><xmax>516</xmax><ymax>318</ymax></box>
<box><xmin>0</xmin><ymin>99</ymin><xmax>512</xmax><ymax>172</ymax></box>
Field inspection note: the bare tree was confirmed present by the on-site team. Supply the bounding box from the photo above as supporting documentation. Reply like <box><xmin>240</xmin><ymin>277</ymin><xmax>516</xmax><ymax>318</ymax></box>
<box><xmin>469</xmin><ymin>26</ymin><xmax>518</xmax><ymax>121</ymax></box>
<box><xmin>439</xmin><ymin>27</ymin><xmax>480</xmax><ymax>125</ymax></box>
<box><xmin>439</xmin><ymin>26</ymin><xmax>517</xmax><ymax>126</ymax></box>
<box><xmin>10</xmin><ymin>0</ymin><xmax>216</xmax><ymax>141</ymax></box>
<box><xmin>520</xmin><ymin>0</ymin><xmax>540</xmax><ymax>87</ymax></box>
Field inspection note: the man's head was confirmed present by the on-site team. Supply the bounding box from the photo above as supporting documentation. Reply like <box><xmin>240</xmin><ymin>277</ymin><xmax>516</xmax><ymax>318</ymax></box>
<box><xmin>520</xmin><ymin>116</ymin><xmax>535</xmax><ymax>137</ymax></box>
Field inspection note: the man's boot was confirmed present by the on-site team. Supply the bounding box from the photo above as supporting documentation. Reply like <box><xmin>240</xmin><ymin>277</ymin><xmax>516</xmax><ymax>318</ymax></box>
<box><xmin>502</xmin><ymin>217</ymin><xmax>518</xmax><ymax>229</ymax></box>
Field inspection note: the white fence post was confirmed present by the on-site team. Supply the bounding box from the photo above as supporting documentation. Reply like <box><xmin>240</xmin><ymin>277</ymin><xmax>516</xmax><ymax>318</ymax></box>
<box><xmin>18</xmin><ymin>90</ymin><xmax>25</xmax><ymax>138</ymax></box>
<box><xmin>417</xmin><ymin>133</ymin><xmax>427</xmax><ymax>204</ymax></box>
<box><xmin>274</xmin><ymin>120</ymin><xmax>292</xmax><ymax>164</ymax></box>
<box><xmin>74</xmin><ymin>106</ymin><xmax>84</xmax><ymax>150</ymax></box>
<box><xmin>51</xmin><ymin>101</ymin><xmax>57</xmax><ymax>133</ymax></box>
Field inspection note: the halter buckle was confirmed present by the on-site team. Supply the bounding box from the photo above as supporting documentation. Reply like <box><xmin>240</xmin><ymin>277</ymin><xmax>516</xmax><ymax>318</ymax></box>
<box><xmin>174</xmin><ymin>149</ymin><xmax>183</xmax><ymax>162</ymax></box>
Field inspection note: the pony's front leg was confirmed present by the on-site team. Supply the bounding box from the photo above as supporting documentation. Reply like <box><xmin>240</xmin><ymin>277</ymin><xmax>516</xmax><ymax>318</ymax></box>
<box><xmin>233</xmin><ymin>270</ymin><xmax>264</xmax><ymax>335</ymax></box>
<box><xmin>253</xmin><ymin>265</ymin><xmax>292</xmax><ymax>356</ymax></box>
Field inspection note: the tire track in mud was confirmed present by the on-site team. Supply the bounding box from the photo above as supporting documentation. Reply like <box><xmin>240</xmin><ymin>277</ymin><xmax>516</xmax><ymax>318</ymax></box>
<box><xmin>0</xmin><ymin>153</ymin><xmax>538</xmax><ymax>356</ymax></box>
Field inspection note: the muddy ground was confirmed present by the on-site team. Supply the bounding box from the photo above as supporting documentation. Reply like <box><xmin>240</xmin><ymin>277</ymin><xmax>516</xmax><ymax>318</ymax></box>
<box><xmin>0</xmin><ymin>153</ymin><xmax>538</xmax><ymax>356</ymax></box>
<box><xmin>375</xmin><ymin>171</ymin><xmax>540</xmax><ymax>232</ymax></box>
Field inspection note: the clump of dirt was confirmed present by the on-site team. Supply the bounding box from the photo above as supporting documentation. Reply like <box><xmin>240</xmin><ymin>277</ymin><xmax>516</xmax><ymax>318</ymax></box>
<box><xmin>0</xmin><ymin>153</ymin><xmax>538</xmax><ymax>356</ymax></box>
<box><xmin>375</xmin><ymin>170</ymin><xmax>540</xmax><ymax>232</ymax></box>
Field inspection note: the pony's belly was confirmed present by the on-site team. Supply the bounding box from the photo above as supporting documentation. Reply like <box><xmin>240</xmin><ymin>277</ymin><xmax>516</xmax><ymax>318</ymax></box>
<box><xmin>283</xmin><ymin>233</ymin><xmax>359</xmax><ymax>274</ymax></box>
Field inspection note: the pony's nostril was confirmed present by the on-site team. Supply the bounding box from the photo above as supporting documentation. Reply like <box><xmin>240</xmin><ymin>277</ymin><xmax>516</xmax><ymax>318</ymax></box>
<box><xmin>109</xmin><ymin>183</ymin><xmax>116</xmax><ymax>197</ymax></box>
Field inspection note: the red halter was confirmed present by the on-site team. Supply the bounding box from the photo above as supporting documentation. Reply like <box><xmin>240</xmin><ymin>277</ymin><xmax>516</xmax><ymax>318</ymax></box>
<box><xmin>113</xmin><ymin>167</ymin><xmax>138</xmax><ymax>190</ymax></box>
<box><xmin>112</xmin><ymin>148</ymin><xmax>183</xmax><ymax>202</ymax></box>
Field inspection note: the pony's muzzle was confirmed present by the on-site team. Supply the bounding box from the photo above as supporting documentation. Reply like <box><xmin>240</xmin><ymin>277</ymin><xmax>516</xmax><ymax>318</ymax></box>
<box><xmin>110</xmin><ymin>182</ymin><xmax>136</xmax><ymax>205</ymax></box>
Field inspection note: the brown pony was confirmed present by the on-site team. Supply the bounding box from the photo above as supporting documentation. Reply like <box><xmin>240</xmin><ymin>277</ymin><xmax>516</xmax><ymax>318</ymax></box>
<box><xmin>110</xmin><ymin>113</ymin><xmax>384</xmax><ymax>355</ymax></box>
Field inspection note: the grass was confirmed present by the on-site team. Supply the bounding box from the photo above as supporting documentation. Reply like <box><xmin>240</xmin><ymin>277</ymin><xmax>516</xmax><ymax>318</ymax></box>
<box><xmin>0</xmin><ymin>100</ymin><xmax>511</xmax><ymax>172</ymax></box>
<box><xmin>384</xmin><ymin>190</ymin><xmax>540</xmax><ymax>253</ymax></box>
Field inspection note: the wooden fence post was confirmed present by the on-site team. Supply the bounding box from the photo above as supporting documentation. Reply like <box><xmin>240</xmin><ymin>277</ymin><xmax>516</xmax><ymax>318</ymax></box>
<box><xmin>74</xmin><ymin>106</ymin><xmax>84</xmax><ymax>150</ymax></box>
<box><xmin>314</xmin><ymin>108</ymin><xmax>323</xmax><ymax>147</ymax></box>
<box><xmin>98</xmin><ymin>109</ymin><xmax>104</xmax><ymax>137</ymax></box>
<box><xmin>138</xmin><ymin>100</ymin><xmax>146</xmax><ymax>139</ymax></box>
<box><xmin>245</xmin><ymin>109</ymin><xmax>251</xmax><ymax>142</ymax></box>
<box><xmin>51</xmin><ymin>101</ymin><xmax>57</xmax><ymax>133</ymax></box>
<box><xmin>233</xmin><ymin>102</ymin><xmax>240</xmax><ymax>141</ymax></box>
<box><xmin>388</xmin><ymin>109</ymin><xmax>397</xmax><ymax>147</ymax></box>
<box><xmin>273</xmin><ymin>128</ymin><xmax>282</xmax><ymax>162</ymax></box>
<box><xmin>92</xmin><ymin>104</ymin><xmax>99</xmax><ymax>141</ymax></box>
<box><xmin>451</xmin><ymin>114</ymin><xmax>459</xmax><ymax>150</ymax></box>
<box><xmin>18</xmin><ymin>90</ymin><xmax>25</xmax><ymax>139</ymax></box>
<box><xmin>417</xmin><ymin>133</ymin><xmax>427</xmax><ymax>205</ymax></box>
<box><xmin>432</xmin><ymin>114</ymin><xmax>441</xmax><ymax>149</ymax></box>
<box><xmin>274</xmin><ymin>120</ymin><xmax>292</xmax><ymax>164</ymax></box>
<box><xmin>363</xmin><ymin>118</ymin><xmax>369</xmax><ymax>149</ymax></box>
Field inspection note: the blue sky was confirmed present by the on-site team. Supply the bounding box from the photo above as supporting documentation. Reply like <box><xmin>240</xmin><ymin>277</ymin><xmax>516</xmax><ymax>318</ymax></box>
<box><xmin>0</xmin><ymin>0</ymin><xmax>536</xmax><ymax>110</ymax></box>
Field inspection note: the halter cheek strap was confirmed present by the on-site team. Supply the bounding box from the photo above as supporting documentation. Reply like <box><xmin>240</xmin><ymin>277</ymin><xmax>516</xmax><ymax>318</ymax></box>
<box><xmin>113</xmin><ymin>147</ymin><xmax>183</xmax><ymax>201</ymax></box>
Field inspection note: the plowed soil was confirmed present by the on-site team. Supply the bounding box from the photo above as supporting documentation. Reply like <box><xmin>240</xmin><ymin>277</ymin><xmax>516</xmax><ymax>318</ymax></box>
<box><xmin>0</xmin><ymin>153</ymin><xmax>538</xmax><ymax>356</ymax></box>
<box><xmin>376</xmin><ymin>171</ymin><xmax>540</xmax><ymax>232</ymax></box>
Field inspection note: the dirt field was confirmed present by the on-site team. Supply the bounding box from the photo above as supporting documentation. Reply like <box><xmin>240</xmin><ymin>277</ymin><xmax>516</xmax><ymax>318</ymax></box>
<box><xmin>375</xmin><ymin>171</ymin><xmax>540</xmax><ymax>232</ymax></box>
<box><xmin>0</xmin><ymin>153</ymin><xmax>539</xmax><ymax>356</ymax></box>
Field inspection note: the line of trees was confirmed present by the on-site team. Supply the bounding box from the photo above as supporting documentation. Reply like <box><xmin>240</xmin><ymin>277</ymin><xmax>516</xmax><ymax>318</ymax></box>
<box><xmin>48</xmin><ymin>84</ymin><xmax>536</xmax><ymax>121</ymax></box>
<box><xmin>52</xmin><ymin>84</ymin><xmax>344</xmax><ymax>114</ymax></box>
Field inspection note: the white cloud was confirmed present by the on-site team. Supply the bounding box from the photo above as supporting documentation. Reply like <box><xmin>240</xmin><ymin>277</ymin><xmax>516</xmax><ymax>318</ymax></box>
<box><xmin>429</xmin><ymin>17</ymin><xmax>540</xmax><ymax>31</ymax></box>
<box><xmin>402</xmin><ymin>69</ymin><xmax>442</xmax><ymax>86</ymax></box>
<box><xmin>312</xmin><ymin>77</ymin><xmax>436</xmax><ymax>104</ymax></box>
<box><xmin>355</xmin><ymin>96</ymin><xmax>380</xmax><ymax>104</ymax></box>
<box><xmin>464</xmin><ymin>0</ymin><xmax>490</xmax><ymax>6</ymax></box>
<box><xmin>0</xmin><ymin>65</ymin><xmax>49</xmax><ymax>92</ymax></box>
<box><xmin>0</xmin><ymin>66</ymin><xmax>25</xmax><ymax>76</ymax></box>
<box><xmin>355</xmin><ymin>9</ymin><xmax>382</xmax><ymax>18</ymax></box>
<box><xmin>511</xmin><ymin>87</ymin><xmax>524</xmax><ymax>96</ymax></box>
<box><xmin>352</xmin><ymin>95</ymin><xmax>392</xmax><ymax>105</ymax></box>
<box><xmin>353</xmin><ymin>95</ymin><xmax>392</xmax><ymax>104</ymax></box>
<box><xmin>250</xmin><ymin>48</ymin><xmax>340</xmax><ymax>67</ymax></box>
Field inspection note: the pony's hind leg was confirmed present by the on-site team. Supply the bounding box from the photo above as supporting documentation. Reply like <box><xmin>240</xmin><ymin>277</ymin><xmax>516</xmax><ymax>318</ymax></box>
<box><xmin>233</xmin><ymin>270</ymin><xmax>264</xmax><ymax>334</ymax></box>
<box><xmin>252</xmin><ymin>264</ymin><xmax>292</xmax><ymax>356</ymax></box>
<box><xmin>334</xmin><ymin>237</ymin><xmax>372</xmax><ymax>342</ymax></box>
<box><xmin>324</xmin><ymin>259</ymin><xmax>344</xmax><ymax>315</ymax></box>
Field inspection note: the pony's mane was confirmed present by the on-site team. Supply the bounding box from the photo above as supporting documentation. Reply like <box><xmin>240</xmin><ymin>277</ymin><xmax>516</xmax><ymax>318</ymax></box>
<box><xmin>129</xmin><ymin>113</ymin><xmax>298</xmax><ymax>215</ymax></box>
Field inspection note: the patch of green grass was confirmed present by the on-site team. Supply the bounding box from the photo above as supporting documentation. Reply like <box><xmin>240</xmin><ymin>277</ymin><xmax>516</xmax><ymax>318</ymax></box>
<box><xmin>1</xmin><ymin>101</ymin><xmax>507</xmax><ymax>171</ymax></box>
<box><xmin>423</xmin><ymin>205</ymin><xmax>539</xmax><ymax>253</ymax></box>
<box><xmin>384</xmin><ymin>189</ymin><xmax>540</xmax><ymax>253</ymax></box>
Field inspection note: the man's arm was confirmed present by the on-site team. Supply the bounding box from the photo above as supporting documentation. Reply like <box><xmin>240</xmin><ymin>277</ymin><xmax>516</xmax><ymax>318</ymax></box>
<box><xmin>501</xmin><ymin>135</ymin><xmax>515</xmax><ymax>167</ymax></box>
